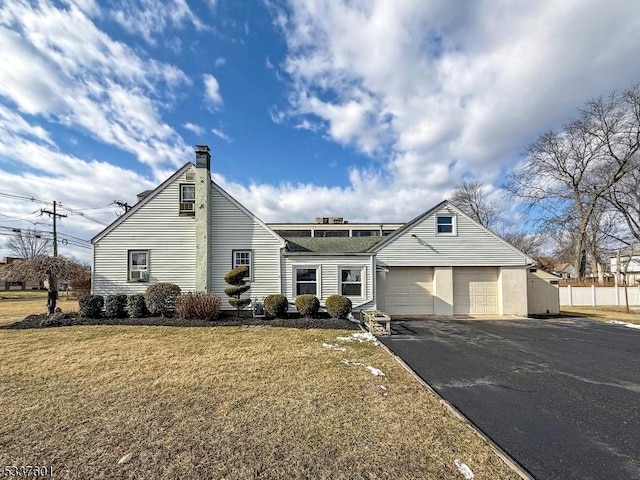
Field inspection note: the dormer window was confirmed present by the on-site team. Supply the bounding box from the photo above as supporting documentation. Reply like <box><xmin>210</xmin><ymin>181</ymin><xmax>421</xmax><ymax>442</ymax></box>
<box><xmin>436</xmin><ymin>215</ymin><xmax>456</xmax><ymax>235</ymax></box>
<box><xmin>180</xmin><ymin>184</ymin><xmax>195</xmax><ymax>214</ymax></box>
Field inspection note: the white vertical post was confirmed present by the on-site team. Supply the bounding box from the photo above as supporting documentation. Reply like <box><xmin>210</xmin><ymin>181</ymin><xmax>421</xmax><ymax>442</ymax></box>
<box><xmin>615</xmin><ymin>285</ymin><xmax>620</xmax><ymax>306</ymax></box>
<box><xmin>568</xmin><ymin>285</ymin><xmax>573</xmax><ymax>306</ymax></box>
<box><xmin>591</xmin><ymin>285</ymin><xmax>596</xmax><ymax>306</ymax></box>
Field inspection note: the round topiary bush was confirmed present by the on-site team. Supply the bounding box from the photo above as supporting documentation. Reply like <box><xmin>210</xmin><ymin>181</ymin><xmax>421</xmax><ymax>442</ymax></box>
<box><xmin>79</xmin><ymin>295</ymin><xmax>104</xmax><ymax>318</ymax></box>
<box><xmin>326</xmin><ymin>294</ymin><xmax>353</xmax><ymax>319</ymax></box>
<box><xmin>105</xmin><ymin>294</ymin><xmax>128</xmax><ymax>318</ymax></box>
<box><xmin>145</xmin><ymin>283</ymin><xmax>181</xmax><ymax>317</ymax></box>
<box><xmin>127</xmin><ymin>294</ymin><xmax>147</xmax><ymax>318</ymax></box>
<box><xmin>264</xmin><ymin>294</ymin><xmax>289</xmax><ymax>318</ymax></box>
<box><xmin>295</xmin><ymin>294</ymin><xmax>320</xmax><ymax>318</ymax></box>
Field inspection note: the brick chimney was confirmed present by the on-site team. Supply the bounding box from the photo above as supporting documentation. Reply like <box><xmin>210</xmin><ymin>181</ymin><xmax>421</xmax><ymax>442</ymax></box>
<box><xmin>195</xmin><ymin>145</ymin><xmax>211</xmax><ymax>291</ymax></box>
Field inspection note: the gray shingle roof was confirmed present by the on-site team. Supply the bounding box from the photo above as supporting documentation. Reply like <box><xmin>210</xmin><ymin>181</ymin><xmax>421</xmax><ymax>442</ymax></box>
<box><xmin>283</xmin><ymin>236</ymin><xmax>383</xmax><ymax>254</ymax></box>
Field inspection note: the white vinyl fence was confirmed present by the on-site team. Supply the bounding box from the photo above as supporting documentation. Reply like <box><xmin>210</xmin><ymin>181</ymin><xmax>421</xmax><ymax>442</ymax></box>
<box><xmin>560</xmin><ymin>285</ymin><xmax>640</xmax><ymax>307</ymax></box>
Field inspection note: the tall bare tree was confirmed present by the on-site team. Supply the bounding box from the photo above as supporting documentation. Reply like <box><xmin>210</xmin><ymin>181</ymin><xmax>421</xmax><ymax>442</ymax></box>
<box><xmin>450</xmin><ymin>181</ymin><xmax>500</xmax><ymax>228</ymax></box>
<box><xmin>0</xmin><ymin>256</ymin><xmax>86</xmax><ymax>314</ymax></box>
<box><xmin>507</xmin><ymin>85</ymin><xmax>640</xmax><ymax>279</ymax></box>
<box><xmin>6</xmin><ymin>228</ymin><xmax>52</xmax><ymax>259</ymax></box>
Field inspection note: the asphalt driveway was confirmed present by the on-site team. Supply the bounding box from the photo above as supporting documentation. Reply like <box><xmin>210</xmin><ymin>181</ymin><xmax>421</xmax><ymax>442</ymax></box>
<box><xmin>380</xmin><ymin>318</ymin><xmax>640</xmax><ymax>480</ymax></box>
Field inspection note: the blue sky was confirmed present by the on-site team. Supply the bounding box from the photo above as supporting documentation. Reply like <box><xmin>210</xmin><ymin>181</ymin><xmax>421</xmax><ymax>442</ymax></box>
<box><xmin>1</xmin><ymin>0</ymin><xmax>640</xmax><ymax>262</ymax></box>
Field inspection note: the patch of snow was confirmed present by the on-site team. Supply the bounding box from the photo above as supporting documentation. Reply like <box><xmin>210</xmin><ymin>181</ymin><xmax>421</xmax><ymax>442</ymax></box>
<box><xmin>454</xmin><ymin>459</ymin><xmax>474</xmax><ymax>479</ymax></box>
<box><xmin>322</xmin><ymin>342</ymin><xmax>347</xmax><ymax>352</ymax></box>
<box><xmin>366</xmin><ymin>366</ymin><xmax>385</xmax><ymax>377</ymax></box>
<box><xmin>607</xmin><ymin>321</ymin><xmax>640</xmax><ymax>330</ymax></box>
<box><xmin>118</xmin><ymin>453</ymin><xmax>134</xmax><ymax>465</ymax></box>
<box><xmin>336</xmin><ymin>332</ymin><xmax>377</xmax><ymax>343</ymax></box>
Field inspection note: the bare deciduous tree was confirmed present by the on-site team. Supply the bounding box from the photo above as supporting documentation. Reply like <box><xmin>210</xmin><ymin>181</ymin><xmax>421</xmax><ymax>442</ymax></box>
<box><xmin>507</xmin><ymin>85</ymin><xmax>640</xmax><ymax>279</ymax></box>
<box><xmin>6</xmin><ymin>228</ymin><xmax>52</xmax><ymax>260</ymax></box>
<box><xmin>450</xmin><ymin>181</ymin><xmax>501</xmax><ymax>228</ymax></box>
<box><xmin>501</xmin><ymin>230</ymin><xmax>545</xmax><ymax>258</ymax></box>
<box><xmin>0</xmin><ymin>256</ymin><xmax>88</xmax><ymax>314</ymax></box>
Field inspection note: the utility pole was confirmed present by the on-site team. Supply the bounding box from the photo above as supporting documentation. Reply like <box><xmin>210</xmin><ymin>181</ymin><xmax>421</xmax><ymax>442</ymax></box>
<box><xmin>41</xmin><ymin>201</ymin><xmax>67</xmax><ymax>256</ymax></box>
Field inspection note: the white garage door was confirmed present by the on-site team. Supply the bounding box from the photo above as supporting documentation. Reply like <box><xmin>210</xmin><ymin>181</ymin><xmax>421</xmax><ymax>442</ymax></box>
<box><xmin>385</xmin><ymin>267</ymin><xmax>434</xmax><ymax>316</ymax></box>
<box><xmin>453</xmin><ymin>267</ymin><xmax>499</xmax><ymax>315</ymax></box>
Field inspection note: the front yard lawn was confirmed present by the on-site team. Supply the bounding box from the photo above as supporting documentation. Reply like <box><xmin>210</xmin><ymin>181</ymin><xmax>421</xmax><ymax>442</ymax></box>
<box><xmin>0</xmin><ymin>303</ymin><xmax>518</xmax><ymax>479</ymax></box>
<box><xmin>561</xmin><ymin>306</ymin><xmax>640</xmax><ymax>325</ymax></box>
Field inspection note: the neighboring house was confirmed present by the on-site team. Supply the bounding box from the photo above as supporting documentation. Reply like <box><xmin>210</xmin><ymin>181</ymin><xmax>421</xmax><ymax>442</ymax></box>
<box><xmin>610</xmin><ymin>244</ymin><xmax>640</xmax><ymax>286</ymax></box>
<box><xmin>91</xmin><ymin>145</ymin><xmax>534</xmax><ymax>317</ymax></box>
<box><xmin>0</xmin><ymin>257</ymin><xmax>43</xmax><ymax>291</ymax></box>
<box><xmin>553</xmin><ymin>263</ymin><xmax>576</xmax><ymax>280</ymax></box>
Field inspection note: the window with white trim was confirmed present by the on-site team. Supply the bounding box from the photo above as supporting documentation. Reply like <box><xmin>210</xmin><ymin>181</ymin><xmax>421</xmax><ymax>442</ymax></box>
<box><xmin>295</xmin><ymin>267</ymin><xmax>318</xmax><ymax>296</ymax></box>
<box><xmin>233</xmin><ymin>250</ymin><xmax>252</xmax><ymax>280</ymax></box>
<box><xmin>128</xmin><ymin>250</ymin><xmax>149</xmax><ymax>282</ymax></box>
<box><xmin>340</xmin><ymin>267</ymin><xmax>363</xmax><ymax>296</ymax></box>
<box><xmin>180</xmin><ymin>183</ymin><xmax>195</xmax><ymax>213</ymax></box>
<box><xmin>436</xmin><ymin>215</ymin><xmax>455</xmax><ymax>234</ymax></box>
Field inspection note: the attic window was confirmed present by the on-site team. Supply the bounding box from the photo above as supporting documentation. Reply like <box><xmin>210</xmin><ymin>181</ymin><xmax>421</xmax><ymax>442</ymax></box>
<box><xmin>436</xmin><ymin>215</ymin><xmax>455</xmax><ymax>235</ymax></box>
<box><xmin>180</xmin><ymin>184</ymin><xmax>195</xmax><ymax>214</ymax></box>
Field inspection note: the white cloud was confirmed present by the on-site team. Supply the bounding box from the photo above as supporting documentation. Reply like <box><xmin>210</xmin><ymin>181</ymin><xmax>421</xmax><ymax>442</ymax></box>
<box><xmin>110</xmin><ymin>0</ymin><xmax>205</xmax><ymax>45</ymax></box>
<box><xmin>271</xmin><ymin>0</ymin><xmax>640</xmax><ymax>203</ymax></box>
<box><xmin>211</xmin><ymin>128</ymin><xmax>231</xmax><ymax>142</ymax></box>
<box><xmin>0</xmin><ymin>0</ymin><xmax>191</xmax><ymax>176</ymax></box>
<box><xmin>184</xmin><ymin>122</ymin><xmax>205</xmax><ymax>135</ymax></box>
<box><xmin>214</xmin><ymin>57</ymin><xmax>226</xmax><ymax>67</ymax></box>
<box><xmin>203</xmin><ymin>74</ymin><xmax>223</xmax><ymax>109</ymax></box>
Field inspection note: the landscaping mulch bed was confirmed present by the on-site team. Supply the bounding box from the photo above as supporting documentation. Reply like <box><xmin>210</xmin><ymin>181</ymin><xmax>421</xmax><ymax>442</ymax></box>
<box><xmin>1</xmin><ymin>312</ymin><xmax>361</xmax><ymax>330</ymax></box>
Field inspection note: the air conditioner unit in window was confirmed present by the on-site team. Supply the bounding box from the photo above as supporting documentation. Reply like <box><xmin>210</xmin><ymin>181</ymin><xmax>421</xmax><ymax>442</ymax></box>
<box><xmin>180</xmin><ymin>202</ymin><xmax>195</xmax><ymax>213</ymax></box>
<box><xmin>131</xmin><ymin>270</ymin><xmax>148</xmax><ymax>281</ymax></box>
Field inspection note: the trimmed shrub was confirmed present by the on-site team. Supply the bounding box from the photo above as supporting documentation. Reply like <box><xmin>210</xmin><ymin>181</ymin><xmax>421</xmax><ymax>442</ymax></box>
<box><xmin>127</xmin><ymin>294</ymin><xmax>147</xmax><ymax>318</ymax></box>
<box><xmin>224</xmin><ymin>266</ymin><xmax>251</xmax><ymax>317</ymax></box>
<box><xmin>105</xmin><ymin>294</ymin><xmax>128</xmax><ymax>318</ymax></box>
<box><xmin>79</xmin><ymin>295</ymin><xmax>104</xmax><ymax>318</ymax></box>
<box><xmin>295</xmin><ymin>294</ymin><xmax>320</xmax><ymax>318</ymax></box>
<box><xmin>264</xmin><ymin>294</ymin><xmax>288</xmax><ymax>318</ymax></box>
<box><xmin>326</xmin><ymin>294</ymin><xmax>352</xmax><ymax>319</ymax></box>
<box><xmin>145</xmin><ymin>283</ymin><xmax>181</xmax><ymax>317</ymax></box>
<box><xmin>176</xmin><ymin>292</ymin><xmax>222</xmax><ymax>321</ymax></box>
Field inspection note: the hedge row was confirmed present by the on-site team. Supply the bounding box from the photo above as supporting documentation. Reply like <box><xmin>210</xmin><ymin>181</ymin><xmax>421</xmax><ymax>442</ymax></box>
<box><xmin>80</xmin><ymin>284</ymin><xmax>352</xmax><ymax>320</ymax></box>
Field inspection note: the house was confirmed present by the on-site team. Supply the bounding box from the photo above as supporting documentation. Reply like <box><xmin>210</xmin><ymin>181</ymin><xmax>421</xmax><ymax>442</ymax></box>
<box><xmin>91</xmin><ymin>145</ymin><xmax>534</xmax><ymax>317</ymax></box>
<box><xmin>610</xmin><ymin>244</ymin><xmax>640</xmax><ymax>286</ymax></box>
<box><xmin>0</xmin><ymin>257</ymin><xmax>43</xmax><ymax>291</ymax></box>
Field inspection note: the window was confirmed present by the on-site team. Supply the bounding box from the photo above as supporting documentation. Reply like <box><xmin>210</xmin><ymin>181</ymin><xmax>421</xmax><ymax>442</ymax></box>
<box><xmin>313</xmin><ymin>229</ymin><xmax>349</xmax><ymax>237</ymax></box>
<box><xmin>129</xmin><ymin>250</ymin><xmax>149</xmax><ymax>282</ymax></box>
<box><xmin>295</xmin><ymin>267</ymin><xmax>318</xmax><ymax>296</ymax></box>
<box><xmin>274</xmin><ymin>229</ymin><xmax>312</xmax><ymax>237</ymax></box>
<box><xmin>340</xmin><ymin>268</ymin><xmax>363</xmax><ymax>296</ymax></box>
<box><xmin>180</xmin><ymin>183</ymin><xmax>195</xmax><ymax>213</ymax></box>
<box><xmin>233</xmin><ymin>250</ymin><xmax>252</xmax><ymax>280</ymax></box>
<box><xmin>436</xmin><ymin>215</ymin><xmax>455</xmax><ymax>234</ymax></box>
<box><xmin>352</xmin><ymin>230</ymin><xmax>380</xmax><ymax>237</ymax></box>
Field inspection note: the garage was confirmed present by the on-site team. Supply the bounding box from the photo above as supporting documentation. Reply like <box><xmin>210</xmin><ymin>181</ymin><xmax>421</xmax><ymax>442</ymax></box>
<box><xmin>453</xmin><ymin>267</ymin><xmax>498</xmax><ymax>315</ymax></box>
<box><xmin>384</xmin><ymin>267</ymin><xmax>434</xmax><ymax>315</ymax></box>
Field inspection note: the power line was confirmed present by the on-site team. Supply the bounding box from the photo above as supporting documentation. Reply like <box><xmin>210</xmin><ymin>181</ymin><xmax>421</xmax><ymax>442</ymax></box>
<box><xmin>0</xmin><ymin>191</ymin><xmax>110</xmax><ymax>226</ymax></box>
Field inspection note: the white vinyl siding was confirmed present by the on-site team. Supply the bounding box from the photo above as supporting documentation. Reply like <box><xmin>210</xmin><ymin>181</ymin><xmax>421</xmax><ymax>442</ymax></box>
<box><xmin>283</xmin><ymin>255</ymin><xmax>374</xmax><ymax>308</ymax></box>
<box><xmin>209</xmin><ymin>185</ymin><xmax>283</xmax><ymax>302</ymax></box>
<box><xmin>93</xmin><ymin>167</ymin><xmax>197</xmax><ymax>295</ymax></box>
<box><xmin>376</xmin><ymin>207</ymin><xmax>529</xmax><ymax>267</ymax></box>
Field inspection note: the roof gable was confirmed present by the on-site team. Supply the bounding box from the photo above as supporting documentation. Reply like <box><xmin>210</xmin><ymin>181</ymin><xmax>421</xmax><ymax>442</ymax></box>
<box><xmin>372</xmin><ymin>200</ymin><xmax>534</xmax><ymax>265</ymax></box>
<box><xmin>91</xmin><ymin>162</ymin><xmax>192</xmax><ymax>243</ymax></box>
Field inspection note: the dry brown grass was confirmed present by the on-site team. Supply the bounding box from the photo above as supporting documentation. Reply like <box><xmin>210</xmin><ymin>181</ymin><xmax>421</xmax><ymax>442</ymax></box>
<box><xmin>0</xmin><ymin>306</ymin><xmax>518</xmax><ymax>479</ymax></box>
<box><xmin>561</xmin><ymin>306</ymin><xmax>640</xmax><ymax>324</ymax></box>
